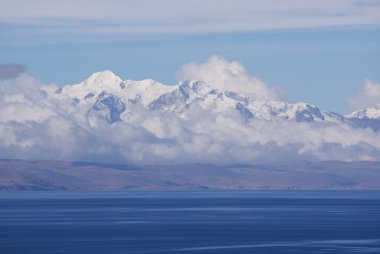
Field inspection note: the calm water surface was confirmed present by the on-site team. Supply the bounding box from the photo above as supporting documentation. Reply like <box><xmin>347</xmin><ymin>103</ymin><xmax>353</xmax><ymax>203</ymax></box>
<box><xmin>1</xmin><ymin>190</ymin><xmax>380</xmax><ymax>254</ymax></box>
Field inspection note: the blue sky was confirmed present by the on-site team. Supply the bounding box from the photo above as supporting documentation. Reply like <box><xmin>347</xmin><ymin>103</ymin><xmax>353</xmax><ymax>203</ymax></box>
<box><xmin>1</xmin><ymin>0</ymin><xmax>380</xmax><ymax>114</ymax></box>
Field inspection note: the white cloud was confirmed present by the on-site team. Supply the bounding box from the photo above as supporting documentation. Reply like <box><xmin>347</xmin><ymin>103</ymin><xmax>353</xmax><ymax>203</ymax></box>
<box><xmin>348</xmin><ymin>80</ymin><xmax>380</xmax><ymax>109</ymax></box>
<box><xmin>1</xmin><ymin>0</ymin><xmax>380</xmax><ymax>36</ymax></box>
<box><xmin>177</xmin><ymin>56</ymin><xmax>280</xmax><ymax>101</ymax></box>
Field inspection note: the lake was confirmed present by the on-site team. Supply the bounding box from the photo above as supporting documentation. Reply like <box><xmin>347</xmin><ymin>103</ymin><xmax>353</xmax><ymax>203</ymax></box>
<box><xmin>1</xmin><ymin>190</ymin><xmax>380</xmax><ymax>253</ymax></box>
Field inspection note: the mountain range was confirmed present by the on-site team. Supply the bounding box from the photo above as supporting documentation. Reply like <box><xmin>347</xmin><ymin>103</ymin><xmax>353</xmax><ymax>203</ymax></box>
<box><xmin>52</xmin><ymin>70</ymin><xmax>379</xmax><ymax>128</ymax></box>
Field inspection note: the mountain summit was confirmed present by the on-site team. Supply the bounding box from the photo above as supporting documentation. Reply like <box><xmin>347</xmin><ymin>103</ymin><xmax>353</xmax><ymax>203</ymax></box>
<box><xmin>81</xmin><ymin>70</ymin><xmax>122</xmax><ymax>89</ymax></box>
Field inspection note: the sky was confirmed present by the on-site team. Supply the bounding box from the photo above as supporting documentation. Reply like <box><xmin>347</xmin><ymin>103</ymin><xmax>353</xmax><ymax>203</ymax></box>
<box><xmin>1</xmin><ymin>0</ymin><xmax>380</xmax><ymax>114</ymax></box>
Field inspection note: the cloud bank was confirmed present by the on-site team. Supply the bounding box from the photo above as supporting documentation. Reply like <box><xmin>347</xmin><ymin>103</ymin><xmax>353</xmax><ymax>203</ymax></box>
<box><xmin>1</xmin><ymin>0</ymin><xmax>380</xmax><ymax>36</ymax></box>
<box><xmin>348</xmin><ymin>80</ymin><xmax>380</xmax><ymax>109</ymax></box>
<box><xmin>0</xmin><ymin>58</ymin><xmax>379</xmax><ymax>165</ymax></box>
<box><xmin>178</xmin><ymin>56</ymin><xmax>280</xmax><ymax>101</ymax></box>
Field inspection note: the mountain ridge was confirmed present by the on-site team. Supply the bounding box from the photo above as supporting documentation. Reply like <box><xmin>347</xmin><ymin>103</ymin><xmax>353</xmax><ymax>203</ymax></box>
<box><xmin>54</xmin><ymin>70</ymin><xmax>380</xmax><ymax>129</ymax></box>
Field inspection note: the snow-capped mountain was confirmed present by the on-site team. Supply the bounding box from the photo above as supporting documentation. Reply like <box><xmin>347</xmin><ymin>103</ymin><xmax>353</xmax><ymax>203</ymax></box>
<box><xmin>347</xmin><ymin>104</ymin><xmax>380</xmax><ymax>119</ymax></box>
<box><xmin>346</xmin><ymin>104</ymin><xmax>380</xmax><ymax>131</ymax></box>
<box><xmin>53</xmin><ymin>70</ymin><xmax>361</xmax><ymax>127</ymax></box>
<box><xmin>57</xmin><ymin>70</ymin><xmax>176</xmax><ymax>106</ymax></box>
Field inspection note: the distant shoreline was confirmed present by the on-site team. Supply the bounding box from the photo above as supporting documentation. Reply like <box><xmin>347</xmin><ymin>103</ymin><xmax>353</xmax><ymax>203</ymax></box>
<box><xmin>1</xmin><ymin>159</ymin><xmax>380</xmax><ymax>191</ymax></box>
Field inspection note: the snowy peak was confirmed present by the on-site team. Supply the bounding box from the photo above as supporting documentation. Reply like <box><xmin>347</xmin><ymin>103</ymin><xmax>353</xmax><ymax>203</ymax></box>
<box><xmin>347</xmin><ymin>104</ymin><xmax>380</xmax><ymax>120</ymax></box>
<box><xmin>56</xmin><ymin>70</ymin><xmax>124</xmax><ymax>99</ymax></box>
<box><xmin>81</xmin><ymin>70</ymin><xmax>123</xmax><ymax>89</ymax></box>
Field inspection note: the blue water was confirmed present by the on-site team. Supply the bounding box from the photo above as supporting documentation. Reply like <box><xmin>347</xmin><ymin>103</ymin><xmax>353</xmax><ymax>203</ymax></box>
<box><xmin>1</xmin><ymin>191</ymin><xmax>380</xmax><ymax>254</ymax></box>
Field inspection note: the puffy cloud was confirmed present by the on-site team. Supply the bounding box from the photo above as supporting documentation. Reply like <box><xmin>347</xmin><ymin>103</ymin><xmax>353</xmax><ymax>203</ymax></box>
<box><xmin>177</xmin><ymin>56</ymin><xmax>281</xmax><ymax>101</ymax></box>
<box><xmin>0</xmin><ymin>63</ymin><xmax>25</xmax><ymax>80</ymax></box>
<box><xmin>348</xmin><ymin>80</ymin><xmax>380</xmax><ymax>109</ymax></box>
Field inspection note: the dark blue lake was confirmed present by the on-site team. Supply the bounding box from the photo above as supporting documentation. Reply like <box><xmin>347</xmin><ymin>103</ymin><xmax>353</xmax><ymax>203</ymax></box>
<box><xmin>1</xmin><ymin>190</ymin><xmax>380</xmax><ymax>253</ymax></box>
